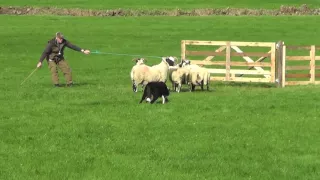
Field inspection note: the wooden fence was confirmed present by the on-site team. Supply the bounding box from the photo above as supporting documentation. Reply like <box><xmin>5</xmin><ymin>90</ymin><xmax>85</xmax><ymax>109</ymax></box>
<box><xmin>180</xmin><ymin>40</ymin><xmax>320</xmax><ymax>88</ymax></box>
<box><xmin>181</xmin><ymin>40</ymin><xmax>276</xmax><ymax>83</ymax></box>
<box><xmin>280</xmin><ymin>44</ymin><xmax>320</xmax><ymax>87</ymax></box>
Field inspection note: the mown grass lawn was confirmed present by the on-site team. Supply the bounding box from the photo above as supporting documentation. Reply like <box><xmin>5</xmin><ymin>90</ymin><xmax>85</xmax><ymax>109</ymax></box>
<box><xmin>0</xmin><ymin>15</ymin><xmax>320</xmax><ymax>180</ymax></box>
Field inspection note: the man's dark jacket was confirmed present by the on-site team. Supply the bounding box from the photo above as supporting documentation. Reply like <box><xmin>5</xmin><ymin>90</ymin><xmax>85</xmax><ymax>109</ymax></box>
<box><xmin>39</xmin><ymin>38</ymin><xmax>82</xmax><ymax>63</ymax></box>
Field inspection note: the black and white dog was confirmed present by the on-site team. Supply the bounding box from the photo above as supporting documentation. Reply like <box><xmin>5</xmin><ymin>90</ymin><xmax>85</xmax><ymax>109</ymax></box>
<box><xmin>139</xmin><ymin>82</ymin><xmax>170</xmax><ymax>104</ymax></box>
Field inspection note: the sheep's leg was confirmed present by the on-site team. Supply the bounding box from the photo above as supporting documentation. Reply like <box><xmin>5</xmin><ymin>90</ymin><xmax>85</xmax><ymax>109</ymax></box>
<box><xmin>177</xmin><ymin>83</ymin><xmax>181</xmax><ymax>93</ymax></box>
<box><xmin>201</xmin><ymin>80</ymin><xmax>204</xmax><ymax>91</ymax></box>
<box><xmin>186</xmin><ymin>74</ymin><xmax>190</xmax><ymax>85</ymax></box>
<box><xmin>132</xmin><ymin>83</ymin><xmax>136</xmax><ymax>92</ymax></box>
<box><xmin>132</xmin><ymin>81</ymin><xmax>138</xmax><ymax>92</ymax></box>
<box><xmin>175</xmin><ymin>83</ymin><xmax>179</xmax><ymax>92</ymax></box>
<box><xmin>207</xmin><ymin>74</ymin><xmax>210</xmax><ymax>91</ymax></box>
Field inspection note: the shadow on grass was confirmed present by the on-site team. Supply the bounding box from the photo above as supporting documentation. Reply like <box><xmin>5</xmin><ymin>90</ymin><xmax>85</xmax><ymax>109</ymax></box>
<box><xmin>43</xmin><ymin>82</ymin><xmax>95</xmax><ymax>89</ymax></box>
<box><xmin>170</xmin><ymin>89</ymin><xmax>215</xmax><ymax>93</ymax></box>
<box><xmin>212</xmin><ymin>82</ymin><xmax>277</xmax><ymax>88</ymax></box>
<box><xmin>59</xmin><ymin>82</ymin><xmax>93</xmax><ymax>87</ymax></box>
<box><xmin>70</xmin><ymin>100</ymin><xmax>110</xmax><ymax>106</ymax></box>
<box><xmin>168</xmin><ymin>81</ymin><xmax>276</xmax><ymax>93</ymax></box>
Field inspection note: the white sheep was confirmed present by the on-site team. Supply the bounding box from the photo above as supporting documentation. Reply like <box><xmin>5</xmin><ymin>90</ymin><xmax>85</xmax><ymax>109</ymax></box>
<box><xmin>181</xmin><ymin>59</ymin><xmax>210</xmax><ymax>91</ymax></box>
<box><xmin>130</xmin><ymin>57</ymin><xmax>175</xmax><ymax>92</ymax></box>
<box><xmin>151</xmin><ymin>56</ymin><xmax>176</xmax><ymax>83</ymax></box>
<box><xmin>189</xmin><ymin>68</ymin><xmax>210</xmax><ymax>91</ymax></box>
<box><xmin>169</xmin><ymin>60</ymin><xmax>191</xmax><ymax>92</ymax></box>
<box><xmin>130</xmin><ymin>58</ymin><xmax>148</xmax><ymax>92</ymax></box>
<box><xmin>171</xmin><ymin>67</ymin><xmax>190</xmax><ymax>92</ymax></box>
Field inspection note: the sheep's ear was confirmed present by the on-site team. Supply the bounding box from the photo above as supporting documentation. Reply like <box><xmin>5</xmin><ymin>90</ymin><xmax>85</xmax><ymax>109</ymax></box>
<box><xmin>132</xmin><ymin>58</ymin><xmax>138</xmax><ymax>62</ymax></box>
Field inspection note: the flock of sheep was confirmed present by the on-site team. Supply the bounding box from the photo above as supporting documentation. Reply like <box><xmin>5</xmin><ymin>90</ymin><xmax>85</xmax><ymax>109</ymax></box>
<box><xmin>130</xmin><ymin>56</ymin><xmax>210</xmax><ymax>93</ymax></box>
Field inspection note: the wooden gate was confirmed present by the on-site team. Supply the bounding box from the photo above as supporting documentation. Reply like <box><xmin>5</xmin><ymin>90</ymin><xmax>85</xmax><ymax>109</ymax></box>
<box><xmin>181</xmin><ymin>40</ymin><xmax>276</xmax><ymax>83</ymax></box>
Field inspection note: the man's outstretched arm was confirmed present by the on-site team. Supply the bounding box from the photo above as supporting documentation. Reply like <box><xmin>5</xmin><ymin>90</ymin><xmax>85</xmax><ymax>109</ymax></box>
<box><xmin>65</xmin><ymin>40</ymin><xmax>90</xmax><ymax>54</ymax></box>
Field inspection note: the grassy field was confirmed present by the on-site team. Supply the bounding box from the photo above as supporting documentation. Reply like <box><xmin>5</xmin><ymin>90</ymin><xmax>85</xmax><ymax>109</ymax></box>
<box><xmin>1</xmin><ymin>14</ymin><xmax>320</xmax><ymax>180</ymax></box>
<box><xmin>2</xmin><ymin>0</ymin><xmax>320</xmax><ymax>9</ymax></box>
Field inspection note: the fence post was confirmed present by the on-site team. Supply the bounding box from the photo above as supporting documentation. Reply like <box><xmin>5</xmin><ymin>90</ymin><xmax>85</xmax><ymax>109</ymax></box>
<box><xmin>310</xmin><ymin>45</ymin><xmax>316</xmax><ymax>84</ymax></box>
<box><xmin>282</xmin><ymin>45</ymin><xmax>286</xmax><ymax>87</ymax></box>
<box><xmin>275</xmin><ymin>41</ymin><xmax>284</xmax><ymax>87</ymax></box>
<box><xmin>225</xmin><ymin>41</ymin><xmax>231</xmax><ymax>81</ymax></box>
<box><xmin>271</xmin><ymin>43</ymin><xmax>276</xmax><ymax>83</ymax></box>
<box><xmin>181</xmin><ymin>40</ymin><xmax>186</xmax><ymax>61</ymax></box>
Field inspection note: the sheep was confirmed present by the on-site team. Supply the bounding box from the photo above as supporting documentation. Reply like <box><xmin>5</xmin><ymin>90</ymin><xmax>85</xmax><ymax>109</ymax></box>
<box><xmin>189</xmin><ymin>68</ymin><xmax>210</xmax><ymax>91</ymax></box>
<box><xmin>169</xmin><ymin>60</ymin><xmax>190</xmax><ymax>92</ymax></box>
<box><xmin>181</xmin><ymin>59</ymin><xmax>210</xmax><ymax>92</ymax></box>
<box><xmin>130</xmin><ymin>58</ymin><xmax>149</xmax><ymax>92</ymax></box>
<box><xmin>130</xmin><ymin>58</ymin><xmax>159</xmax><ymax>92</ymax></box>
<box><xmin>151</xmin><ymin>56</ymin><xmax>176</xmax><ymax>83</ymax></box>
<box><xmin>130</xmin><ymin>57</ymin><xmax>175</xmax><ymax>92</ymax></box>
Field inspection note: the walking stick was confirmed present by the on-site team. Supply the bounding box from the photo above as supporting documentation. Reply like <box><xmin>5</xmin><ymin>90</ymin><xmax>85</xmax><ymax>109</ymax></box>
<box><xmin>20</xmin><ymin>68</ymin><xmax>38</xmax><ymax>85</ymax></box>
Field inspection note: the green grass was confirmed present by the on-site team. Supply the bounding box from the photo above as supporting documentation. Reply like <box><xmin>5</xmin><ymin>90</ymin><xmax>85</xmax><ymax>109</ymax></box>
<box><xmin>1</xmin><ymin>15</ymin><xmax>320</xmax><ymax>180</ymax></box>
<box><xmin>2</xmin><ymin>0</ymin><xmax>320</xmax><ymax>9</ymax></box>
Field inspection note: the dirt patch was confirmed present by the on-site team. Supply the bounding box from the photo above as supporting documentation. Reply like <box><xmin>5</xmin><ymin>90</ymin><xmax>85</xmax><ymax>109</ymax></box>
<box><xmin>1</xmin><ymin>4</ymin><xmax>320</xmax><ymax>16</ymax></box>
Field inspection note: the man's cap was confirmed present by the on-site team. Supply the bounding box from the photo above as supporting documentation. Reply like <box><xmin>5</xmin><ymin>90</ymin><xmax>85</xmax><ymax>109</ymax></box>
<box><xmin>56</xmin><ymin>32</ymin><xmax>64</xmax><ymax>38</ymax></box>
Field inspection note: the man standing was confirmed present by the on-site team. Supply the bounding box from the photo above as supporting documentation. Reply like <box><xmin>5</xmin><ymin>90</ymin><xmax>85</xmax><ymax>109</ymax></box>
<box><xmin>36</xmin><ymin>32</ymin><xmax>90</xmax><ymax>87</ymax></box>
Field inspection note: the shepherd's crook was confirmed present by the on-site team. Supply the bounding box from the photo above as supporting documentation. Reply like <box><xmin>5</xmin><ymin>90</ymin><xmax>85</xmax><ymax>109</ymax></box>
<box><xmin>20</xmin><ymin>68</ymin><xmax>38</xmax><ymax>85</ymax></box>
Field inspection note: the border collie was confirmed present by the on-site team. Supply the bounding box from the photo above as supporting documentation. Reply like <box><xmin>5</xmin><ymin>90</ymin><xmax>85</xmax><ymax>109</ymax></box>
<box><xmin>139</xmin><ymin>82</ymin><xmax>169</xmax><ymax>104</ymax></box>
